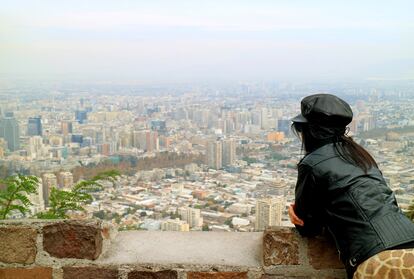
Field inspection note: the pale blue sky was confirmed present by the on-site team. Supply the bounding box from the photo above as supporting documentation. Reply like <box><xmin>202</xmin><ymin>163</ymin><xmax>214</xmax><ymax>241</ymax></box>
<box><xmin>1</xmin><ymin>0</ymin><xmax>413</xmax><ymax>82</ymax></box>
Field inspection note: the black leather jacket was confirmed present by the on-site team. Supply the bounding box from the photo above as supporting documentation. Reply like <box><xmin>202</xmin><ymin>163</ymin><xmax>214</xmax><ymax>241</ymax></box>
<box><xmin>294</xmin><ymin>142</ymin><xmax>414</xmax><ymax>277</ymax></box>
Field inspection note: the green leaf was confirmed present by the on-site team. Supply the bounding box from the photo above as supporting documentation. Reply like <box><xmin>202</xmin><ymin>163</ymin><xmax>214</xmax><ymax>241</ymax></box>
<box><xmin>15</xmin><ymin>193</ymin><xmax>32</xmax><ymax>206</ymax></box>
<box><xmin>8</xmin><ymin>204</ymin><xmax>29</xmax><ymax>215</ymax></box>
<box><xmin>33</xmin><ymin>170</ymin><xmax>119</xmax><ymax>220</ymax></box>
<box><xmin>0</xmin><ymin>174</ymin><xmax>39</xmax><ymax>219</ymax></box>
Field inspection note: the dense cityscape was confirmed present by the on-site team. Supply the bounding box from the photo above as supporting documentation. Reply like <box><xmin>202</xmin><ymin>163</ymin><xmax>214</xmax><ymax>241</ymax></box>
<box><xmin>0</xmin><ymin>81</ymin><xmax>414</xmax><ymax>232</ymax></box>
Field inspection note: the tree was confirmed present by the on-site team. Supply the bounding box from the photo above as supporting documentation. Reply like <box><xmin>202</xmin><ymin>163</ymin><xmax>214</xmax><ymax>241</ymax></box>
<box><xmin>0</xmin><ymin>175</ymin><xmax>39</xmax><ymax>219</ymax></box>
<box><xmin>202</xmin><ymin>224</ymin><xmax>210</xmax><ymax>231</ymax></box>
<box><xmin>242</xmin><ymin>156</ymin><xmax>257</xmax><ymax>165</ymax></box>
<box><xmin>37</xmin><ymin>170</ymin><xmax>119</xmax><ymax>219</ymax></box>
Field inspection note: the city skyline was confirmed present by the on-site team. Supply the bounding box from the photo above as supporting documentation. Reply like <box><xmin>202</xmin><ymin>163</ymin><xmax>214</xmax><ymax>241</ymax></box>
<box><xmin>0</xmin><ymin>82</ymin><xmax>413</xmax><ymax>231</ymax></box>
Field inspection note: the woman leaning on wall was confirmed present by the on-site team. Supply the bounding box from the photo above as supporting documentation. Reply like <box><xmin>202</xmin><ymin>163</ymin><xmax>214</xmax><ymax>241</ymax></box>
<box><xmin>288</xmin><ymin>93</ymin><xmax>414</xmax><ymax>279</ymax></box>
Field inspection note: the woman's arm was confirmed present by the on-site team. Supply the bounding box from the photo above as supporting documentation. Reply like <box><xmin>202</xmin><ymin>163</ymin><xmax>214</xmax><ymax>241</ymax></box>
<box><xmin>294</xmin><ymin>163</ymin><xmax>324</xmax><ymax>236</ymax></box>
<box><xmin>289</xmin><ymin>203</ymin><xmax>304</xmax><ymax>226</ymax></box>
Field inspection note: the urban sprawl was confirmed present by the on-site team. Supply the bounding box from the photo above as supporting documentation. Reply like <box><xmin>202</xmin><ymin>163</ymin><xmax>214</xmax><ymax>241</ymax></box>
<box><xmin>1</xmin><ymin>82</ymin><xmax>413</xmax><ymax>232</ymax></box>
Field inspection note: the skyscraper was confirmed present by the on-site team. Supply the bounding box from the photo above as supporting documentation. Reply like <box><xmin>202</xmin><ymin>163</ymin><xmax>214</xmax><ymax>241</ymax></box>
<box><xmin>75</xmin><ymin>110</ymin><xmax>87</xmax><ymax>124</ymax></box>
<box><xmin>179</xmin><ymin>207</ymin><xmax>203</xmax><ymax>229</ymax></box>
<box><xmin>61</xmin><ymin>120</ymin><xmax>73</xmax><ymax>135</ymax></box>
<box><xmin>27</xmin><ymin>116</ymin><xmax>42</xmax><ymax>136</ymax></box>
<box><xmin>222</xmin><ymin>138</ymin><xmax>236</xmax><ymax>167</ymax></box>
<box><xmin>277</xmin><ymin>119</ymin><xmax>291</xmax><ymax>136</ymax></box>
<box><xmin>261</xmin><ymin>108</ymin><xmax>269</xmax><ymax>130</ymax></box>
<box><xmin>0</xmin><ymin>113</ymin><xmax>20</xmax><ymax>151</ymax></box>
<box><xmin>145</xmin><ymin>130</ymin><xmax>159</xmax><ymax>152</ymax></box>
<box><xmin>28</xmin><ymin>180</ymin><xmax>44</xmax><ymax>215</ymax></box>
<box><xmin>255</xmin><ymin>196</ymin><xmax>285</xmax><ymax>231</ymax></box>
<box><xmin>133</xmin><ymin>130</ymin><xmax>159</xmax><ymax>152</ymax></box>
<box><xmin>206</xmin><ymin>139</ymin><xmax>222</xmax><ymax>170</ymax></box>
<box><xmin>97</xmin><ymin>143</ymin><xmax>111</xmax><ymax>156</ymax></box>
<box><xmin>29</xmin><ymin>136</ymin><xmax>44</xmax><ymax>158</ymax></box>
<box><xmin>42</xmin><ymin>173</ymin><xmax>57</xmax><ymax>207</ymax></box>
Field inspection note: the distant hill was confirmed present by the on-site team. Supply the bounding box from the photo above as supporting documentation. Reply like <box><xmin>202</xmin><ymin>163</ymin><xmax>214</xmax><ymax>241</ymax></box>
<box><xmin>72</xmin><ymin>152</ymin><xmax>203</xmax><ymax>182</ymax></box>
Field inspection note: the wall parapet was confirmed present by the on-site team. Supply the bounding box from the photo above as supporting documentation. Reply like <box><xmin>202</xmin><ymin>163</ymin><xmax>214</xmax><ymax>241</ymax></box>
<box><xmin>0</xmin><ymin>220</ymin><xmax>346</xmax><ymax>279</ymax></box>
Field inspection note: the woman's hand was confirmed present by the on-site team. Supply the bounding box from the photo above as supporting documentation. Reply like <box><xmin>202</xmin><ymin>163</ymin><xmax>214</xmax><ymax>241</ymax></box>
<box><xmin>289</xmin><ymin>203</ymin><xmax>304</xmax><ymax>226</ymax></box>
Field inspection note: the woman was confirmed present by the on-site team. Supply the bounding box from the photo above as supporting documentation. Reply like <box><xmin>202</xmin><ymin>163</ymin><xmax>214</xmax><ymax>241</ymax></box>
<box><xmin>288</xmin><ymin>94</ymin><xmax>414</xmax><ymax>278</ymax></box>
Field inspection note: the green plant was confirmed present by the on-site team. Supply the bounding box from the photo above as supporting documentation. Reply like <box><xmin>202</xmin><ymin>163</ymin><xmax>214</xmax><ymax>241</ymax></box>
<box><xmin>37</xmin><ymin>170</ymin><xmax>119</xmax><ymax>219</ymax></box>
<box><xmin>202</xmin><ymin>224</ymin><xmax>209</xmax><ymax>231</ymax></box>
<box><xmin>224</xmin><ymin>217</ymin><xmax>234</xmax><ymax>228</ymax></box>
<box><xmin>0</xmin><ymin>175</ymin><xmax>39</xmax><ymax>219</ymax></box>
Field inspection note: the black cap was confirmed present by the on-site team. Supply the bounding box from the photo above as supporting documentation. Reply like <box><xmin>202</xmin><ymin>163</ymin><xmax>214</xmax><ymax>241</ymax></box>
<box><xmin>292</xmin><ymin>94</ymin><xmax>353</xmax><ymax>127</ymax></box>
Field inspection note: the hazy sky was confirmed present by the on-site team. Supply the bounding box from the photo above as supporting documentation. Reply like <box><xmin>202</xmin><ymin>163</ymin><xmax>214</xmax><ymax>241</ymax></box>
<box><xmin>1</xmin><ymin>0</ymin><xmax>413</xmax><ymax>82</ymax></box>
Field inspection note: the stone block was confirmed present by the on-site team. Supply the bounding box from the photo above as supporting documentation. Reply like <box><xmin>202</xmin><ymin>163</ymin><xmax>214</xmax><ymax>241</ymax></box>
<box><xmin>128</xmin><ymin>270</ymin><xmax>177</xmax><ymax>279</ymax></box>
<box><xmin>102</xmin><ymin>226</ymin><xmax>110</xmax><ymax>239</ymax></box>
<box><xmin>0</xmin><ymin>267</ymin><xmax>53</xmax><ymax>279</ymax></box>
<box><xmin>263</xmin><ymin>227</ymin><xmax>299</xmax><ymax>266</ymax></box>
<box><xmin>63</xmin><ymin>267</ymin><xmax>119</xmax><ymax>279</ymax></box>
<box><xmin>0</xmin><ymin>226</ymin><xmax>37</xmax><ymax>264</ymax></box>
<box><xmin>188</xmin><ymin>272</ymin><xmax>248</xmax><ymax>279</ymax></box>
<box><xmin>307</xmin><ymin>235</ymin><xmax>343</xmax><ymax>269</ymax></box>
<box><xmin>261</xmin><ymin>276</ymin><xmax>311</xmax><ymax>279</ymax></box>
<box><xmin>43</xmin><ymin>221</ymin><xmax>103</xmax><ymax>260</ymax></box>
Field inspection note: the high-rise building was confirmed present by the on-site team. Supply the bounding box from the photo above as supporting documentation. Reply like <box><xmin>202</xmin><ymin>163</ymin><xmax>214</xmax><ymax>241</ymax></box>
<box><xmin>261</xmin><ymin>108</ymin><xmax>269</xmax><ymax>129</ymax></box>
<box><xmin>42</xmin><ymin>173</ymin><xmax>57</xmax><ymax>207</ymax></box>
<box><xmin>75</xmin><ymin>110</ymin><xmax>87</xmax><ymax>124</ymax></box>
<box><xmin>97</xmin><ymin>143</ymin><xmax>111</xmax><ymax>156</ymax></box>
<box><xmin>193</xmin><ymin>109</ymin><xmax>209</xmax><ymax>128</ymax></box>
<box><xmin>146</xmin><ymin>130</ymin><xmax>159</xmax><ymax>152</ymax></box>
<box><xmin>161</xmin><ymin>218</ymin><xmax>190</xmax><ymax>231</ymax></box>
<box><xmin>81</xmin><ymin>136</ymin><xmax>93</xmax><ymax>147</ymax></box>
<box><xmin>150</xmin><ymin>120</ymin><xmax>167</xmax><ymax>134</ymax></box>
<box><xmin>225</xmin><ymin>118</ymin><xmax>235</xmax><ymax>134</ymax></box>
<box><xmin>277</xmin><ymin>119</ymin><xmax>291</xmax><ymax>136</ymax></box>
<box><xmin>29</xmin><ymin>136</ymin><xmax>44</xmax><ymax>158</ymax></box>
<box><xmin>255</xmin><ymin>196</ymin><xmax>285</xmax><ymax>231</ymax></box>
<box><xmin>49</xmin><ymin>135</ymin><xmax>63</xmax><ymax>146</ymax></box>
<box><xmin>118</xmin><ymin>131</ymin><xmax>132</xmax><ymax>149</ymax></box>
<box><xmin>179</xmin><ymin>207</ymin><xmax>203</xmax><ymax>229</ymax></box>
<box><xmin>71</xmin><ymin>134</ymin><xmax>83</xmax><ymax>144</ymax></box>
<box><xmin>159</xmin><ymin>135</ymin><xmax>171</xmax><ymax>149</ymax></box>
<box><xmin>206</xmin><ymin>139</ymin><xmax>222</xmax><ymax>170</ymax></box>
<box><xmin>27</xmin><ymin>116</ymin><xmax>42</xmax><ymax>136</ymax></box>
<box><xmin>28</xmin><ymin>180</ymin><xmax>44</xmax><ymax>215</ymax></box>
<box><xmin>133</xmin><ymin>130</ymin><xmax>159</xmax><ymax>152</ymax></box>
<box><xmin>251</xmin><ymin>110</ymin><xmax>262</xmax><ymax>127</ymax></box>
<box><xmin>0</xmin><ymin>113</ymin><xmax>20</xmax><ymax>151</ymax></box>
<box><xmin>61</xmin><ymin>121</ymin><xmax>73</xmax><ymax>135</ymax></box>
<box><xmin>59</xmin><ymin>172</ymin><xmax>74</xmax><ymax>189</ymax></box>
<box><xmin>222</xmin><ymin>138</ymin><xmax>236</xmax><ymax>167</ymax></box>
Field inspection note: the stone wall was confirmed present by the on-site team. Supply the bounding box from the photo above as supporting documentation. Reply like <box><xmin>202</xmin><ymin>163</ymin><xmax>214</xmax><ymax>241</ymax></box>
<box><xmin>0</xmin><ymin>220</ymin><xmax>346</xmax><ymax>279</ymax></box>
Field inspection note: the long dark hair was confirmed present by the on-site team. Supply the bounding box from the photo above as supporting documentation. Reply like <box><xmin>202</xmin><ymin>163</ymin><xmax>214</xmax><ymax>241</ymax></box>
<box><xmin>292</xmin><ymin>122</ymin><xmax>378</xmax><ymax>173</ymax></box>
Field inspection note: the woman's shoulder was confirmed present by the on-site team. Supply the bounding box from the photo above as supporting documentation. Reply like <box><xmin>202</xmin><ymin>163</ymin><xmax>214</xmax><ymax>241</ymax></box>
<box><xmin>300</xmin><ymin>143</ymin><xmax>338</xmax><ymax>167</ymax></box>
